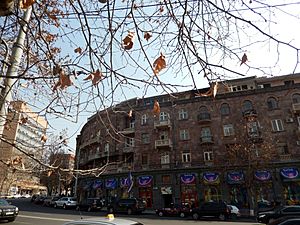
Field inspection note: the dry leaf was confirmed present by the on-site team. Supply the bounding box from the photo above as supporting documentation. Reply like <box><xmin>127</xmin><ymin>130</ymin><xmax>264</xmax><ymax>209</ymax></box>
<box><xmin>128</xmin><ymin>110</ymin><xmax>132</xmax><ymax>117</ymax></box>
<box><xmin>122</xmin><ymin>31</ymin><xmax>135</xmax><ymax>50</ymax></box>
<box><xmin>195</xmin><ymin>83</ymin><xmax>218</xmax><ymax>98</ymax></box>
<box><xmin>20</xmin><ymin>117</ymin><xmax>28</xmax><ymax>124</ymax></box>
<box><xmin>240</xmin><ymin>53</ymin><xmax>248</xmax><ymax>66</ymax></box>
<box><xmin>144</xmin><ymin>32</ymin><xmax>152</xmax><ymax>41</ymax></box>
<box><xmin>53</xmin><ymin>69</ymin><xmax>73</xmax><ymax>91</ymax></box>
<box><xmin>153</xmin><ymin>53</ymin><xmax>166</xmax><ymax>75</ymax></box>
<box><xmin>84</xmin><ymin>69</ymin><xmax>103</xmax><ymax>86</ymax></box>
<box><xmin>20</xmin><ymin>0</ymin><xmax>35</xmax><ymax>9</ymax></box>
<box><xmin>41</xmin><ymin>135</ymin><xmax>47</xmax><ymax>142</ymax></box>
<box><xmin>213</xmin><ymin>82</ymin><xmax>218</xmax><ymax>97</ymax></box>
<box><xmin>153</xmin><ymin>100</ymin><xmax>160</xmax><ymax>115</ymax></box>
<box><xmin>47</xmin><ymin>170</ymin><xmax>53</xmax><ymax>177</ymax></box>
<box><xmin>74</xmin><ymin>47</ymin><xmax>82</xmax><ymax>54</ymax></box>
<box><xmin>159</xmin><ymin>5</ymin><xmax>164</xmax><ymax>13</ymax></box>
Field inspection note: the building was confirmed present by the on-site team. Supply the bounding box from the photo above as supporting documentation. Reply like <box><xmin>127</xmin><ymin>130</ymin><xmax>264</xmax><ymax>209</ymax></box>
<box><xmin>0</xmin><ymin>100</ymin><xmax>48</xmax><ymax>196</ymax></box>
<box><xmin>75</xmin><ymin>74</ymin><xmax>300</xmax><ymax>212</ymax></box>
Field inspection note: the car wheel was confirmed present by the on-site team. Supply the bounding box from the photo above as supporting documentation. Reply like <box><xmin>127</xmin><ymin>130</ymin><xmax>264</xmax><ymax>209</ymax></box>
<box><xmin>179</xmin><ymin>212</ymin><xmax>185</xmax><ymax>218</ymax></box>
<box><xmin>158</xmin><ymin>211</ymin><xmax>164</xmax><ymax>217</ymax></box>
<box><xmin>192</xmin><ymin>212</ymin><xmax>199</xmax><ymax>220</ymax></box>
<box><xmin>219</xmin><ymin>213</ymin><xmax>226</xmax><ymax>221</ymax></box>
<box><xmin>127</xmin><ymin>208</ymin><xmax>133</xmax><ymax>215</ymax></box>
<box><xmin>108</xmin><ymin>207</ymin><xmax>114</xmax><ymax>213</ymax></box>
<box><xmin>63</xmin><ymin>204</ymin><xmax>67</xmax><ymax>209</ymax></box>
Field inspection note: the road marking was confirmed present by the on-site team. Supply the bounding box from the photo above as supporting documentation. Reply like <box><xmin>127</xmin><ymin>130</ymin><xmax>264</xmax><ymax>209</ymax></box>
<box><xmin>18</xmin><ymin>215</ymin><xmax>73</xmax><ymax>222</ymax></box>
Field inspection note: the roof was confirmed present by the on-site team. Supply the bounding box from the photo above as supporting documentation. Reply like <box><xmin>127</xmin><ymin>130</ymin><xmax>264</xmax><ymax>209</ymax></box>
<box><xmin>63</xmin><ymin>216</ymin><xmax>142</xmax><ymax>225</ymax></box>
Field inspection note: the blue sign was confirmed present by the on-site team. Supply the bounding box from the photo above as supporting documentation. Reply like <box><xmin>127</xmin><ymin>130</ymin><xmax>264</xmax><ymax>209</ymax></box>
<box><xmin>138</xmin><ymin>175</ymin><xmax>153</xmax><ymax>186</ymax></box>
<box><xmin>203</xmin><ymin>172</ymin><xmax>219</xmax><ymax>184</ymax></box>
<box><xmin>227</xmin><ymin>171</ymin><xmax>244</xmax><ymax>184</ymax></box>
<box><xmin>254</xmin><ymin>170</ymin><xmax>271</xmax><ymax>181</ymax></box>
<box><xmin>280</xmin><ymin>168</ymin><xmax>299</xmax><ymax>179</ymax></box>
<box><xmin>105</xmin><ymin>178</ymin><xmax>117</xmax><ymax>189</ymax></box>
<box><xmin>92</xmin><ymin>180</ymin><xmax>102</xmax><ymax>189</ymax></box>
<box><xmin>180</xmin><ymin>174</ymin><xmax>196</xmax><ymax>184</ymax></box>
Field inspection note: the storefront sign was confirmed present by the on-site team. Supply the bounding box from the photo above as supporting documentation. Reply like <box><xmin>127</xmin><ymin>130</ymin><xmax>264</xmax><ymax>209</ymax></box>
<box><xmin>138</xmin><ymin>175</ymin><xmax>153</xmax><ymax>187</ymax></box>
<box><xmin>180</xmin><ymin>174</ymin><xmax>196</xmax><ymax>184</ymax></box>
<box><xmin>203</xmin><ymin>172</ymin><xmax>220</xmax><ymax>184</ymax></box>
<box><xmin>227</xmin><ymin>171</ymin><xmax>244</xmax><ymax>184</ymax></box>
<box><xmin>120</xmin><ymin>177</ymin><xmax>131</xmax><ymax>187</ymax></box>
<box><xmin>161</xmin><ymin>186</ymin><xmax>172</xmax><ymax>194</ymax></box>
<box><xmin>254</xmin><ymin>170</ymin><xmax>271</xmax><ymax>181</ymax></box>
<box><xmin>280</xmin><ymin>168</ymin><xmax>299</xmax><ymax>180</ymax></box>
<box><xmin>105</xmin><ymin>178</ymin><xmax>117</xmax><ymax>189</ymax></box>
<box><xmin>92</xmin><ymin>180</ymin><xmax>102</xmax><ymax>189</ymax></box>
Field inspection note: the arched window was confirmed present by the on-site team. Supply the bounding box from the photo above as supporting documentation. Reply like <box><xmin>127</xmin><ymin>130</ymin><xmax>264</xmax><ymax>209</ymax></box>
<box><xmin>267</xmin><ymin>97</ymin><xmax>278</xmax><ymax>110</ymax></box>
<box><xmin>220</xmin><ymin>103</ymin><xmax>230</xmax><ymax>116</ymax></box>
<box><xmin>159</xmin><ymin>112</ymin><xmax>169</xmax><ymax>121</ymax></box>
<box><xmin>242</xmin><ymin>100</ymin><xmax>253</xmax><ymax>112</ymax></box>
<box><xmin>292</xmin><ymin>93</ymin><xmax>300</xmax><ymax>103</ymax></box>
<box><xmin>198</xmin><ymin>106</ymin><xmax>210</xmax><ymax>120</ymax></box>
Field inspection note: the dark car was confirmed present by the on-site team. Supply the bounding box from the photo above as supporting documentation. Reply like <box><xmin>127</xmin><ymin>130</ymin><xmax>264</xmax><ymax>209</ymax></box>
<box><xmin>43</xmin><ymin>196</ymin><xmax>60</xmax><ymax>207</ymax></box>
<box><xmin>107</xmin><ymin>198</ymin><xmax>146</xmax><ymax>215</ymax></box>
<box><xmin>34</xmin><ymin>195</ymin><xmax>47</xmax><ymax>205</ymax></box>
<box><xmin>191</xmin><ymin>201</ymin><xmax>231</xmax><ymax>221</ymax></box>
<box><xmin>155</xmin><ymin>203</ymin><xmax>191</xmax><ymax>218</ymax></box>
<box><xmin>268</xmin><ymin>216</ymin><xmax>300</xmax><ymax>225</ymax></box>
<box><xmin>76</xmin><ymin>198</ymin><xmax>104</xmax><ymax>212</ymax></box>
<box><xmin>0</xmin><ymin>198</ymin><xmax>19</xmax><ymax>222</ymax></box>
<box><xmin>257</xmin><ymin>205</ymin><xmax>300</xmax><ymax>224</ymax></box>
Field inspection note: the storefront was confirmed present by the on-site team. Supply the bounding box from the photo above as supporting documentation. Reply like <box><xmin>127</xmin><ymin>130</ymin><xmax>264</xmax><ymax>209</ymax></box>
<box><xmin>120</xmin><ymin>175</ymin><xmax>133</xmax><ymax>198</ymax></box>
<box><xmin>138</xmin><ymin>175</ymin><xmax>153</xmax><ymax>208</ymax></box>
<box><xmin>180</xmin><ymin>173</ymin><xmax>198</xmax><ymax>207</ymax></box>
<box><xmin>202</xmin><ymin>172</ymin><xmax>221</xmax><ymax>202</ymax></box>
<box><xmin>92</xmin><ymin>180</ymin><xmax>104</xmax><ymax>198</ymax></box>
<box><xmin>227</xmin><ymin>171</ymin><xmax>248</xmax><ymax>208</ymax></box>
<box><xmin>105</xmin><ymin>178</ymin><xmax>118</xmax><ymax>202</ymax></box>
<box><xmin>254</xmin><ymin>170</ymin><xmax>274</xmax><ymax>203</ymax></box>
<box><xmin>280</xmin><ymin>167</ymin><xmax>300</xmax><ymax>205</ymax></box>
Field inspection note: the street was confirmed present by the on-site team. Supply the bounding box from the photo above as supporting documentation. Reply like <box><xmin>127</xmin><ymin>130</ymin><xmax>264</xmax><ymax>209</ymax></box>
<box><xmin>3</xmin><ymin>199</ymin><xmax>262</xmax><ymax>225</ymax></box>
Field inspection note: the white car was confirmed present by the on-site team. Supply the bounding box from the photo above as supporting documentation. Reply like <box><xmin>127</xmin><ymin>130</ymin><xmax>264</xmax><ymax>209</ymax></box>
<box><xmin>54</xmin><ymin>197</ymin><xmax>77</xmax><ymax>209</ymax></box>
<box><xmin>63</xmin><ymin>215</ymin><xmax>143</xmax><ymax>225</ymax></box>
<box><xmin>228</xmin><ymin>205</ymin><xmax>241</xmax><ymax>219</ymax></box>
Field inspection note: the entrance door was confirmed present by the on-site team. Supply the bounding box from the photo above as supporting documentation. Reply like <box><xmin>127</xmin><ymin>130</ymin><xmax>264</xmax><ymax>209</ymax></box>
<box><xmin>163</xmin><ymin>194</ymin><xmax>172</xmax><ymax>207</ymax></box>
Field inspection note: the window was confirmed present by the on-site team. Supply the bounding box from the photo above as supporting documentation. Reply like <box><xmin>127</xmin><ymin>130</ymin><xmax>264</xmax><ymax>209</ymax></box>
<box><xmin>141</xmin><ymin>114</ymin><xmax>147</xmax><ymax>125</ymax></box>
<box><xmin>161</xmin><ymin>153</ymin><xmax>170</xmax><ymax>164</ymax></box>
<box><xmin>277</xmin><ymin>143</ymin><xmax>289</xmax><ymax>155</ymax></box>
<box><xmin>159</xmin><ymin>112</ymin><xmax>169</xmax><ymax>121</ymax></box>
<box><xmin>162</xmin><ymin>175</ymin><xmax>171</xmax><ymax>184</ymax></box>
<box><xmin>271</xmin><ymin>119</ymin><xmax>284</xmax><ymax>132</ymax></box>
<box><xmin>242</xmin><ymin>100</ymin><xmax>253</xmax><ymax>112</ymax></box>
<box><xmin>267</xmin><ymin>97</ymin><xmax>278</xmax><ymax>110</ymax></box>
<box><xmin>247</xmin><ymin>121</ymin><xmax>260</xmax><ymax>136</ymax></box>
<box><xmin>179</xmin><ymin>129</ymin><xmax>189</xmax><ymax>140</ymax></box>
<box><xmin>201</xmin><ymin>127</ymin><xmax>212</xmax><ymax>141</ymax></box>
<box><xmin>198</xmin><ymin>106</ymin><xmax>211</xmax><ymax>120</ymax></box>
<box><xmin>182</xmin><ymin>153</ymin><xmax>191</xmax><ymax>163</ymax></box>
<box><xmin>179</xmin><ymin>108</ymin><xmax>188</xmax><ymax>120</ymax></box>
<box><xmin>125</xmin><ymin>137</ymin><xmax>134</xmax><ymax>147</ymax></box>
<box><xmin>104</xmin><ymin>143</ymin><xmax>109</xmax><ymax>152</ymax></box>
<box><xmin>292</xmin><ymin>93</ymin><xmax>300</xmax><ymax>103</ymax></box>
<box><xmin>141</xmin><ymin>133</ymin><xmax>150</xmax><ymax>144</ymax></box>
<box><xmin>223</xmin><ymin>124</ymin><xmax>234</xmax><ymax>136</ymax></box>
<box><xmin>141</xmin><ymin>154</ymin><xmax>148</xmax><ymax>165</ymax></box>
<box><xmin>220</xmin><ymin>103</ymin><xmax>230</xmax><ymax>116</ymax></box>
<box><xmin>159</xmin><ymin>131</ymin><xmax>168</xmax><ymax>140</ymax></box>
<box><xmin>204</xmin><ymin>151</ymin><xmax>213</xmax><ymax>161</ymax></box>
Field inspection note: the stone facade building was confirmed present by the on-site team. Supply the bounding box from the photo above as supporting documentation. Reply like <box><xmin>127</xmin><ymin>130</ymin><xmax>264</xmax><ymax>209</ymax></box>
<box><xmin>75</xmin><ymin>74</ymin><xmax>300</xmax><ymax>211</ymax></box>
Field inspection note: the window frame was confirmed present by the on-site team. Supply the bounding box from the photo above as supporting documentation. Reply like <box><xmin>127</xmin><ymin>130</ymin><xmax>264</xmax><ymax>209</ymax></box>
<box><xmin>159</xmin><ymin>112</ymin><xmax>169</xmax><ymax>121</ymax></box>
<box><xmin>223</xmin><ymin>124</ymin><xmax>234</xmax><ymax>136</ymax></box>
<box><xmin>204</xmin><ymin>151</ymin><xmax>213</xmax><ymax>161</ymax></box>
<box><xmin>141</xmin><ymin>133</ymin><xmax>150</xmax><ymax>144</ymax></box>
<box><xmin>161</xmin><ymin>153</ymin><xmax>170</xmax><ymax>164</ymax></box>
<box><xmin>141</xmin><ymin>114</ymin><xmax>147</xmax><ymax>125</ymax></box>
<box><xmin>179</xmin><ymin>129</ymin><xmax>190</xmax><ymax>140</ymax></box>
<box><xmin>220</xmin><ymin>103</ymin><xmax>230</xmax><ymax>116</ymax></box>
<box><xmin>178</xmin><ymin>108</ymin><xmax>188</xmax><ymax>120</ymax></box>
<box><xmin>271</xmin><ymin>119</ymin><xmax>284</xmax><ymax>132</ymax></box>
<box><xmin>267</xmin><ymin>97</ymin><xmax>278</xmax><ymax>110</ymax></box>
<box><xmin>182</xmin><ymin>152</ymin><xmax>191</xmax><ymax>163</ymax></box>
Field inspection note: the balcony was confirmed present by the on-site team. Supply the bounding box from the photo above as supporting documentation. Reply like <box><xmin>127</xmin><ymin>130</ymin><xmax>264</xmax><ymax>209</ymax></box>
<box><xmin>292</xmin><ymin>103</ymin><xmax>300</xmax><ymax>113</ymax></box>
<box><xmin>242</xmin><ymin>109</ymin><xmax>257</xmax><ymax>118</ymax></box>
<box><xmin>155</xmin><ymin>139</ymin><xmax>172</xmax><ymax>149</ymax></box>
<box><xmin>80</xmin><ymin>136</ymin><xmax>101</xmax><ymax>149</ymax></box>
<box><xmin>87</xmin><ymin>152</ymin><xmax>101</xmax><ymax>161</ymax></box>
<box><xmin>154</xmin><ymin>119</ymin><xmax>171</xmax><ymax>129</ymax></box>
<box><xmin>279</xmin><ymin>154</ymin><xmax>292</xmax><ymax>161</ymax></box>
<box><xmin>197</xmin><ymin>113</ymin><xmax>211</xmax><ymax>123</ymax></box>
<box><xmin>119</xmin><ymin>127</ymin><xmax>135</xmax><ymax>135</ymax></box>
<box><xmin>200</xmin><ymin>136</ymin><xmax>214</xmax><ymax>144</ymax></box>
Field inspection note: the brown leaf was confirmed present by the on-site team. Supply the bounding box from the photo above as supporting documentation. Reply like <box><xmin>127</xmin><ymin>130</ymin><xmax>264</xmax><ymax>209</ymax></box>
<box><xmin>20</xmin><ymin>0</ymin><xmax>35</xmax><ymax>9</ymax></box>
<box><xmin>144</xmin><ymin>32</ymin><xmax>152</xmax><ymax>41</ymax></box>
<box><xmin>122</xmin><ymin>31</ymin><xmax>135</xmax><ymax>50</ymax></box>
<box><xmin>153</xmin><ymin>100</ymin><xmax>160</xmax><ymax>115</ymax></box>
<box><xmin>53</xmin><ymin>69</ymin><xmax>73</xmax><ymax>91</ymax></box>
<box><xmin>240</xmin><ymin>53</ymin><xmax>248</xmax><ymax>66</ymax></box>
<box><xmin>84</xmin><ymin>69</ymin><xmax>103</xmax><ymax>86</ymax></box>
<box><xmin>47</xmin><ymin>170</ymin><xmax>53</xmax><ymax>177</ymax></box>
<box><xmin>41</xmin><ymin>135</ymin><xmax>47</xmax><ymax>142</ymax></box>
<box><xmin>153</xmin><ymin>53</ymin><xmax>166</xmax><ymax>75</ymax></box>
<box><xmin>20</xmin><ymin>117</ymin><xmax>28</xmax><ymax>124</ymax></box>
<box><xmin>74</xmin><ymin>47</ymin><xmax>82</xmax><ymax>54</ymax></box>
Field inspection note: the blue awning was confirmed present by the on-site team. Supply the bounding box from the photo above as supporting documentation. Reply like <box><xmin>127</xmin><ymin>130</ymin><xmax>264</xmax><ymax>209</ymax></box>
<box><xmin>227</xmin><ymin>171</ymin><xmax>244</xmax><ymax>184</ymax></box>
<box><xmin>180</xmin><ymin>173</ymin><xmax>196</xmax><ymax>184</ymax></box>
<box><xmin>254</xmin><ymin>170</ymin><xmax>272</xmax><ymax>181</ymax></box>
<box><xmin>280</xmin><ymin>168</ymin><xmax>300</xmax><ymax>181</ymax></box>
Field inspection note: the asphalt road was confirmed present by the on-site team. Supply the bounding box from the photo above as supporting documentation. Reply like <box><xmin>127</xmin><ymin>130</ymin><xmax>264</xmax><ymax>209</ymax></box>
<box><xmin>3</xmin><ymin>199</ymin><xmax>262</xmax><ymax>225</ymax></box>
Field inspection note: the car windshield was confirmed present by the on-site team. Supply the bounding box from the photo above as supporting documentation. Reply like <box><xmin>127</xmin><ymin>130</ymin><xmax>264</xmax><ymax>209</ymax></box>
<box><xmin>0</xmin><ymin>199</ymin><xmax>9</xmax><ymax>205</ymax></box>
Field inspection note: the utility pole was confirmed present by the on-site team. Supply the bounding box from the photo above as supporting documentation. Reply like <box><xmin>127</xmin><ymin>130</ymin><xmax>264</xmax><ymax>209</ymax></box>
<box><xmin>0</xmin><ymin>6</ymin><xmax>32</xmax><ymax>138</ymax></box>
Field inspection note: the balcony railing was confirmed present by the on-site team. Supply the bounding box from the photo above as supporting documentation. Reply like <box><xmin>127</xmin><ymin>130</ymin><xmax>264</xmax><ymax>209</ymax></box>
<box><xmin>197</xmin><ymin>113</ymin><xmax>211</xmax><ymax>123</ymax></box>
<box><xmin>154</xmin><ymin>119</ymin><xmax>171</xmax><ymax>129</ymax></box>
<box><xmin>200</xmin><ymin>136</ymin><xmax>214</xmax><ymax>144</ymax></box>
<box><xmin>80</xmin><ymin>136</ymin><xmax>101</xmax><ymax>149</ymax></box>
<box><xmin>279</xmin><ymin>154</ymin><xmax>291</xmax><ymax>161</ymax></box>
<box><xmin>155</xmin><ymin>139</ymin><xmax>172</xmax><ymax>149</ymax></box>
<box><xmin>242</xmin><ymin>109</ymin><xmax>257</xmax><ymax>118</ymax></box>
<box><xmin>119</xmin><ymin>127</ymin><xmax>135</xmax><ymax>134</ymax></box>
<box><xmin>292</xmin><ymin>103</ymin><xmax>300</xmax><ymax>113</ymax></box>
<box><xmin>87</xmin><ymin>152</ymin><xmax>101</xmax><ymax>161</ymax></box>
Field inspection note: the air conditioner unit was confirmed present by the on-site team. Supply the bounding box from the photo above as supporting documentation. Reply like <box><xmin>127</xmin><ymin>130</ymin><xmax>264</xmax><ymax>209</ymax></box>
<box><xmin>286</xmin><ymin>118</ymin><xmax>294</xmax><ymax>123</ymax></box>
<box><xmin>297</xmin><ymin>141</ymin><xmax>300</xmax><ymax>146</ymax></box>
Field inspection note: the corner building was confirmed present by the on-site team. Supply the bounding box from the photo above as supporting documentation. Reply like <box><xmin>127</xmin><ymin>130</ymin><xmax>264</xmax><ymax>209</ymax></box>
<box><xmin>75</xmin><ymin>74</ymin><xmax>300</xmax><ymax>212</ymax></box>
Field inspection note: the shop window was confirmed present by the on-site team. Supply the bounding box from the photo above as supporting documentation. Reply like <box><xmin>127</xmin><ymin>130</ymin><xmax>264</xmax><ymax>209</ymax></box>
<box><xmin>178</xmin><ymin>108</ymin><xmax>188</xmax><ymax>120</ymax></box>
<box><xmin>141</xmin><ymin>114</ymin><xmax>147</xmax><ymax>125</ymax></box>
<box><xmin>204</xmin><ymin>187</ymin><xmax>221</xmax><ymax>202</ymax></box>
<box><xmin>223</xmin><ymin>124</ymin><xmax>234</xmax><ymax>136</ymax></box>
<box><xmin>162</xmin><ymin>175</ymin><xmax>171</xmax><ymax>184</ymax></box>
<box><xmin>220</xmin><ymin>103</ymin><xmax>230</xmax><ymax>116</ymax></box>
<box><xmin>204</xmin><ymin>151</ymin><xmax>213</xmax><ymax>161</ymax></box>
<box><xmin>271</xmin><ymin>119</ymin><xmax>284</xmax><ymax>132</ymax></box>
<box><xmin>182</xmin><ymin>153</ymin><xmax>191</xmax><ymax>163</ymax></box>
<box><xmin>141</xmin><ymin>133</ymin><xmax>150</xmax><ymax>144</ymax></box>
<box><xmin>180</xmin><ymin>129</ymin><xmax>189</xmax><ymax>140</ymax></box>
<box><xmin>292</xmin><ymin>93</ymin><xmax>300</xmax><ymax>103</ymax></box>
<box><xmin>267</xmin><ymin>97</ymin><xmax>278</xmax><ymax>110</ymax></box>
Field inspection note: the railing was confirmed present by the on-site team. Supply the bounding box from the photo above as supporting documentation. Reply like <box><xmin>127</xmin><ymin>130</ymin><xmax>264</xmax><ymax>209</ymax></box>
<box><xmin>154</xmin><ymin>119</ymin><xmax>171</xmax><ymax>129</ymax></box>
<box><xmin>279</xmin><ymin>154</ymin><xmax>291</xmax><ymax>161</ymax></box>
<box><xmin>87</xmin><ymin>152</ymin><xmax>101</xmax><ymax>161</ymax></box>
<box><xmin>155</xmin><ymin>139</ymin><xmax>172</xmax><ymax>148</ymax></box>
<box><xmin>200</xmin><ymin>136</ymin><xmax>214</xmax><ymax>144</ymax></box>
<box><xmin>242</xmin><ymin>109</ymin><xmax>257</xmax><ymax>118</ymax></box>
<box><xmin>197</xmin><ymin>113</ymin><xmax>211</xmax><ymax>122</ymax></box>
<box><xmin>119</xmin><ymin>127</ymin><xmax>135</xmax><ymax>134</ymax></box>
<box><xmin>80</xmin><ymin>136</ymin><xmax>101</xmax><ymax>149</ymax></box>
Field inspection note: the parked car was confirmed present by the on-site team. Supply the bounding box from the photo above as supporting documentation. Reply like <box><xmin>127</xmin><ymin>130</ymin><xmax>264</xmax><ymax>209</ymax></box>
<box><xmin>43</xmin><ymin>196</ymin><xmax>60</xmax><ymax>207</ymax></box>
<box><xmin>54</xmin><ymin>197</ymin><xmax>77</xmax><ymax>209</ymax></box>
<box><xmin>63</xmin><ymin>214</ymin><xmax>143</xmax><ymax>225</ymax></box>
<box><xmin>227</xmin><ymin>205</ymin><xmax>241</xmax><ymax>219</ymax></box>
<box><xmin>34</xmin><ymin>195</ymin><xmax>47</xmax><ymax>205</ymax></box>
<box><xmin>76</xmin><ymin>198</ymin><xmax>104</xmax><ymax>212</ymax></box>
<box><xmin>257</xmin><ymin>205</ymin><xmax>300</xmax><ymax>224</ymax></box>
<box><xmin>107</xmin><ymin>198</ymin><xmax>146</xmax><ymax>215</ymax></box>
<box><xmin>0</xmin><ymin>198</ymin><xmax>19</xmax><ymax>222</ymax></box>
<box><xmin>191</xmin><ymin>201</ymin><xmax>231</xmax><ymax>221</ymax></box>
<box><xmin>268</xmin><ymin>216</ymin><xmax>300</xmax><ymax>225</ymax></box>
<box><xmin>155</xmin><ymin>203</ymin><xmax>191</xmax><ymax>218</ymax></box>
